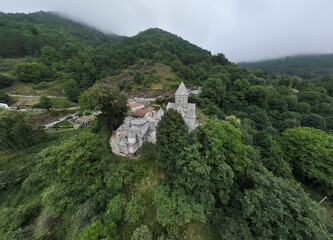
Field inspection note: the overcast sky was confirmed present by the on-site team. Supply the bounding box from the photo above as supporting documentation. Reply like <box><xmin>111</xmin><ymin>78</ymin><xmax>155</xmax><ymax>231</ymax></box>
<box><xmin>1</xmin><ymin>0</ymin><xmax>333</xmax><ymax>62</ymax></box>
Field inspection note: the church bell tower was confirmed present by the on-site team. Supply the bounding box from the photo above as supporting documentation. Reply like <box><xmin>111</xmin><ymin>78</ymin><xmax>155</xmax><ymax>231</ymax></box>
<box><xmin>175</xmin><ymin>82</ymin><xmax>189</xmax><ymax>107</ymax></box>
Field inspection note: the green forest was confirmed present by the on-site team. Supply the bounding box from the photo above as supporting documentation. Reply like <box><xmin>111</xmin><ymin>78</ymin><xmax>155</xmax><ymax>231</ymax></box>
<box><xmin>0</xmin><ymin>11</ymin><xmax>333</xmax><ymax>240</ymax></box>
<box><xmin>240</xmin><ymin>54</ymin><xmax>333</xmax><ymax>79</ymax></box>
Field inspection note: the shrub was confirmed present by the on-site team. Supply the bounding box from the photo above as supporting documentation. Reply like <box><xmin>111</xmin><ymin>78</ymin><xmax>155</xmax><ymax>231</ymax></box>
<box><xmin>0</xmin><ymin>74</ymin><xmax>14</xmax><ymax>88</ymax></box>
<box><xmin>125</xmin><ymin>194</ymin><xmax>146</xmax><ymax>224</ymax></box>
<box><xmin>131</xmin><ymin>225</ymin><xmax>153</xmax><ymax>240</ymax></box>
<box><xmin>105</xmin><ymin>194</ymin><xmax>127</xmax><ymax>223</ymax></box>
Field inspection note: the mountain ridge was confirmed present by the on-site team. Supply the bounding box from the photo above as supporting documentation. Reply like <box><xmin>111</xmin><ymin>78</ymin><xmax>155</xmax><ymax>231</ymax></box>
<box><xmin>239</xmin><ymin>53</ymin><xmax>333</xmax><ymax>79</ymax></box>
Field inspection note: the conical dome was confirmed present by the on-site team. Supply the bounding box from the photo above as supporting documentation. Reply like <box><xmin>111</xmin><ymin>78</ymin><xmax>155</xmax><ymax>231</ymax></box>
<box><xmin>175</xmin><ymin>82</ymin><xmax>189</xmax><ymax>96</ymax></box>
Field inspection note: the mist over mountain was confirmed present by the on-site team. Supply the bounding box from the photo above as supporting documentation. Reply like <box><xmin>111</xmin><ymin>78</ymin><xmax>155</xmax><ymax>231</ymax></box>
<box><xmin>239</xmin><ymin>54</ymin><xmax>333</xmax><ymax>79</ymax></box>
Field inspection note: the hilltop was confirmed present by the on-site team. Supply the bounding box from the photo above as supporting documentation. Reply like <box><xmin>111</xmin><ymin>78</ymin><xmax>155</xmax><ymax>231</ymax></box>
<box><xmin>0</xmin><ymin>11</ymin><xmax>119</xmax><ymax>58</ymax></box>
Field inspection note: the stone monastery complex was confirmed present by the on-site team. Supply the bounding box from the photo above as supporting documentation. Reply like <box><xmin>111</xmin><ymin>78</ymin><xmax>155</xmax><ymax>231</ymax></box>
<box><xmin>110</xmin><ymin>82</ymin><xmax>198</xmax><ymax>157</ymax></box>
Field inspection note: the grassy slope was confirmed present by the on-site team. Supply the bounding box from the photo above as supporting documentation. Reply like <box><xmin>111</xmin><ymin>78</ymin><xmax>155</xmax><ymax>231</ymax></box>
<box><xmin>4</xmin><ymin>81</ymin><xmax>66</xmax><ymax>97</ymax></box>
<box><xmin>104</xmin><ymin>62</ymin><xmax>181</xmax><ymax>97</ymax></box>
<box><xmin>0</xmin><ymin>58</ymin><xmax>78</xmax><ymax>108</ymax></box>
<box><xmin>0</xmin><ymin>58</ymin><xmax>24</xmax><ymax>76</ymax></box>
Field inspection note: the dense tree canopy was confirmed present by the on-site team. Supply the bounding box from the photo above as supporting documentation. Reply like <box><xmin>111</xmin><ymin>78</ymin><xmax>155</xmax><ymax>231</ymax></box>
<box><xmin>281</xmin><ymin>127</ymin><xmax>333</xmax><ymax>196</ymax></box>
<box><xmin>214</xmin><ymin>168</ymin><xmax>333</xmax><ymax>240</ymax></box>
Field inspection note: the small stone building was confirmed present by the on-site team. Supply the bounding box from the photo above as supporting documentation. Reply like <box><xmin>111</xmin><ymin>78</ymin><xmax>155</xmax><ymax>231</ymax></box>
<box><xmin>110</xmin><ymin>116</ymin><xmax>157</xmax><ymax>157</ymax></box>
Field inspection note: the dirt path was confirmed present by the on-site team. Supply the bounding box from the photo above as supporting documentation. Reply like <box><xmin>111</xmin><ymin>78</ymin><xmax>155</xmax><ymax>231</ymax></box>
<box><xmin>9</xmin><ymin>94</ymin><xmax>67</xmax><ymax>98</ymax></box>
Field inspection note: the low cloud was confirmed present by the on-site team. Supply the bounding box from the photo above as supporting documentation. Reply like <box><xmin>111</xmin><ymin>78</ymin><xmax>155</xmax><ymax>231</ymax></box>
<box><xmin>2</xmin><ymin>0</ymin><xmax>333</xmax><ymax>62</ymax></box>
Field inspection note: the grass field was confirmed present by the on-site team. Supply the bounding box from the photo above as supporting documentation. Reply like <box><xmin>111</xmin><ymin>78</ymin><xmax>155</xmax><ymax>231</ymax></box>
<box><xmin>103</xmin><ymin>62</ymin><xmax>184</xmax><ymax>97</ymax></box>
<box><xmin>10</xmin><ymin>95</ymin><xmax>40</xmax><ymax>107</ymax></box>
<box><xmin>4</xmin><ymin>81</ymin><xmax>66</xmax><ymax>97</ymax></box>
<box><xmin>10</xmin><ymin>95</ymin><xmax>77</xmax><ymax>109</ymax></box>
<box><xmin>27</xmin><ymin>109</ymin><xmax>77</xmax><ymax>126</ymax></box>
<box><xmin>49</xmin><ymin>98</ymin><xmax>77</xmax><ymax>109</ymax></box>
<box><xmin>52</xmin><ymin>121</ymin><xmax>74</xmax><ymax>129</ymax></box>
<box><xmin>0</xmin><ymin>58</ymin><xmax>24</xmax><ymax>76</ymax></box>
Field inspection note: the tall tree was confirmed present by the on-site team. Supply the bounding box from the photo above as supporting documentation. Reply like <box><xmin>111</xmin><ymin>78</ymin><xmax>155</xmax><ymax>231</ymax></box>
<box><xmin>0</xmin><ymin>108</ymin><xmax>34</xmax><ymax>149</ymax></box>
<box><xmin>156</xmin><ymin>109</ymin><xmax>188</xmax><ymax>175</ymax></box>
<box><xmin>281</xmin><ymin>127</ymin><xmax>333</xmax><ymax>195</ymax></box>
<box><xmin>63</xmin><ymin>79</ymin><xmax>81</xmax><ymax>102</ymax></box>
<box><xmin>191</xmin><ymin>120</ymin><xmax>253</xmax><ymax>204</ymax></box>
<box><xmin>84</xmin><ymin>83</ymin><xmax>128</xmax><ymax>130</ymax></box>
<box><xmin>39</xmin><ymin>96</ymin><xmax>52</xmax><ymax>110</ymax></box>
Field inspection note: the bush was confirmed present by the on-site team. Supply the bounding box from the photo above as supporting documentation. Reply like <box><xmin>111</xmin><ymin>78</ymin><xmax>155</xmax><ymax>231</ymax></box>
<box><xmin>125</xmin><ymin>194</ymin><xmax>146</xmax><ymax>224</ymax></box>
<box><xmin>140</xmin><ymin>142</ymin><xmax>156</xmax><ymax>162</ymax></box>
<box><xmin>35</xmin><ymin>209</ymin><xmax>57</xmax><ymax>239</ymax></box>
<box><xmin>131</xmin><ymin>225</ymin><xmax>153</xmax><ymax>240</ymax></box>
<box><xmin>0</xmin><ymin>108</ymin><xmax>34</xmax><ymax>149</ymax></box>
<box><xmin>72</xmin><ymin>199</ymin><xmax>98</xmax><ymax>237</ymax></box>
<box><xmin>39</xmin><ymin>96</ymin><xmax>52</xmax><ymax>110</ymax></box>
<box><xmin>301</xmin><ymin>113</ymin><xmax>326</xmax><ymax>130</ymax></box>
<box><xmin>17</xmin><ymin>62</ymin><xmax>53</xmax><ymax>83</ymax></box>
<box><xmin>105</xmin><ymin>194</ymin><xmax>127</xmax><ymax>223</ymax></box>
<box><xmin>0</xmin><ymin>91</ymin><xmax>14</xmax><ymax>105</ymax></box>
<box><xmin>78</xmin><ymin>220</ymin><xmax>117</xmax><ymax>240</ymax></box>
<box><xmin>0</xmin><ymin>74</ymin><xmax>14</xmax><ymax>88</ymax></box>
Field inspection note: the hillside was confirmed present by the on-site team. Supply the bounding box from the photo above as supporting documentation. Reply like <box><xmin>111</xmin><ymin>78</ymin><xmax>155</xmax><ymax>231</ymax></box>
<box><xmin>0</xmin><ymin>11</ymin><xmax>119</xmax><ymax>58</ymax></box>
<box><xmin>1</xmin><ymin>11</ymin><xmax>333</xmax><ymax>240</ymax></box>
<box><xmin>239</xmin><ymin>54</ymin><xmax>333</xmax><ymax>79</ymax></box>
<box><xmin>0</xmin><ymin>11</ymin><xmax>231</xmax><ymax>112</ymax></box>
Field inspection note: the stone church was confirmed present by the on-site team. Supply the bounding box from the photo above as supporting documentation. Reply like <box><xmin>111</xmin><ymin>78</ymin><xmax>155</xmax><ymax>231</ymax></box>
<box><xmin>109</xmin><ymin>82</ymin><xmax>198</xmax><ymax>157</ymax></box>
<box><xmin>167</xmin><ymin>82</ymin><xmax>198</xmax><ymax>131</ymax></box>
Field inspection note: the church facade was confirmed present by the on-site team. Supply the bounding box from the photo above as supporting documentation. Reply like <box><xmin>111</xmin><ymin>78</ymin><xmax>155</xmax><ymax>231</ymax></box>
<box><xmin>109</xmin><ymin>82</ymin><xmax>198</xmax><ymax>157</ymax></box>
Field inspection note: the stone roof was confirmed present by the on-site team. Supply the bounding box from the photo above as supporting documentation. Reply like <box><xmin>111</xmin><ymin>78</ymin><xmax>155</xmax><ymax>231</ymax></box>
<box><xmin>131</xmin><ymin>118</ymin><xmax>148</xmax><ymax>125</ymax></box>
<box><xmin>127</xmin><ymin>102</ymin><xmax>144</xmax><ymax>108</ymax></box>
<box><xmin>187</xmin><ymin>103</ymin><xmax>196</xmax><ymax>112</ymax></box>
<box><xmin>131</xmin><ymin>107</ymin><xmax>153</xmax><ymax>117</ymax></box>
<box><xmin>116</xmin><ymin>116</ymin><xmax>156</xmax><ymax>139</ymax></box>
<box><xmin>175</xmin><ymin>82</ymin><xmax>189</xmax><ymax>96</ymax></box>
<box><xmin>116</xmin><ymin>121</ymin><xmax>130</xmax><ymax>132</ymax></box>
<box><xmin>166</xmin><ymin>102</ymin><xmax>176</xmax><ymax>110</ymax></box>
<box><xmin>144</xmin><ymin>116</ymin><xmax>155</xmax><ymax>122</ymax></box>
<box><xmin>185</xmin><ymin>108</ymin><xmax>196</xmax><ymax>119</ymax></box>
<box><xmin>119</xmin><ymin>137</ymin><xmax>128</xmax><ymax>147</ymax></box>
<box><xmin>154</xmin><ymin>108</ymin><xmax>164</xmax><ymax>120</ymax></box>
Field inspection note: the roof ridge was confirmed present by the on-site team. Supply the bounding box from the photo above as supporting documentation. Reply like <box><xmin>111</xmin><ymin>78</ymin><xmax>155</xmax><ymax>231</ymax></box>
<box><xmin>175</xmin><ymin>82</ymin><xmax>189</xmax><ymax>96</ymax></box>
